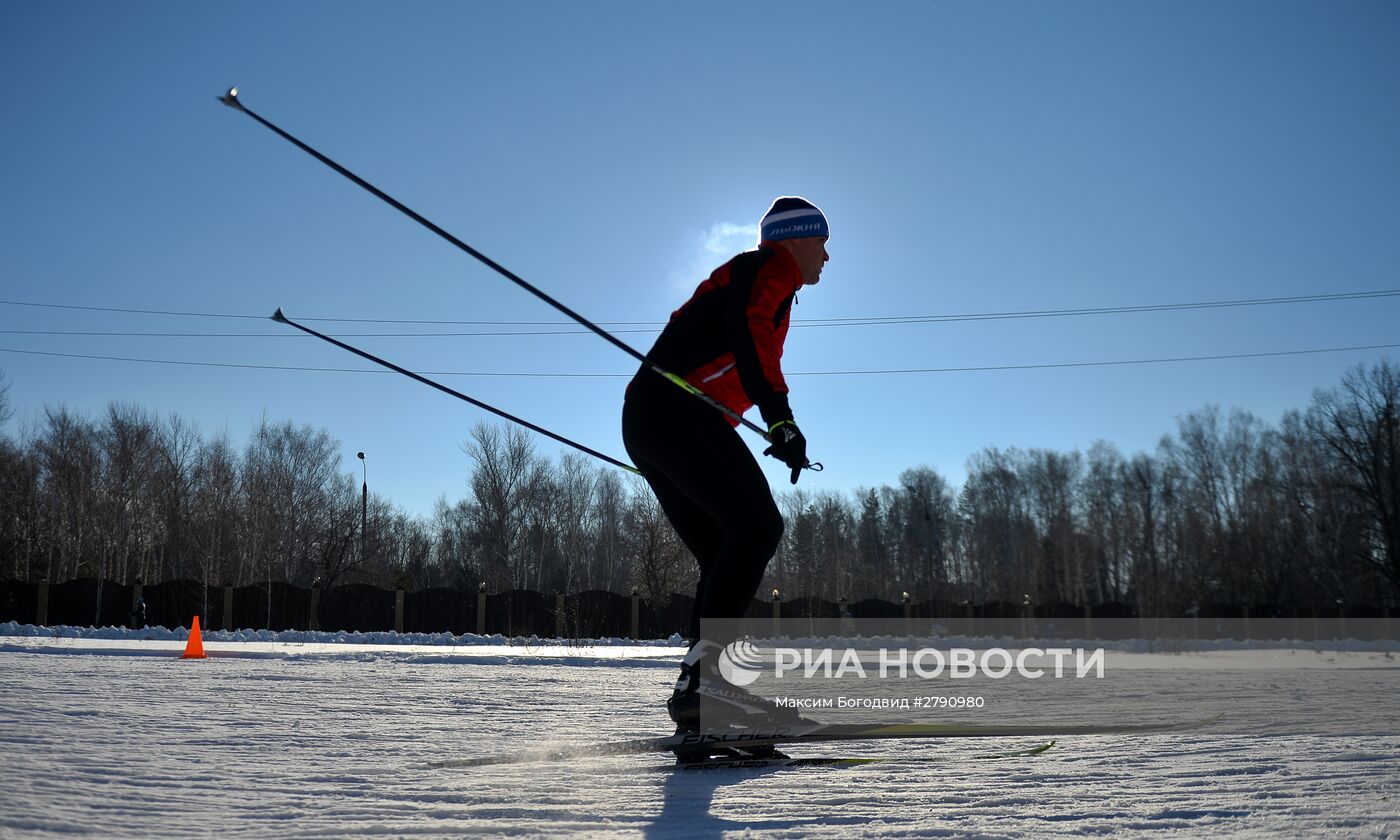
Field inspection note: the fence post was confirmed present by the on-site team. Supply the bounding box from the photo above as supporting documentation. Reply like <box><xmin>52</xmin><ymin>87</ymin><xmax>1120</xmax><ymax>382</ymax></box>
<box><xmin>223</xmin><ymin>584</ymin><xmax>235</xmax><ymax>631</ymax></box>
<box><xmin>395</xmin><ymin>588</ymin><xmax>405</xmax><ymax>633</ymax></box>
<box><xmin>771</xmin><ymin>589</ymin><xmax>781</xmax><ymax>640</ymax></box>
<box><xmin>555</xmin><ymin>592</ymin><xmax>566</xmax><ymax>639</ymax></box>
<box><xmin>476</xmin><ymin>583</ymin><xmax>487</xmax><ymax>636</ymax></box>
<box><xmin>37</xmin><ymin>579</ymin><xmax>49</xmax><ymax>627</ymax></box>
<box><xmin>630</xmin><ymin>589</ymin><xmax>640</xmax><ymax>641</ymax></box>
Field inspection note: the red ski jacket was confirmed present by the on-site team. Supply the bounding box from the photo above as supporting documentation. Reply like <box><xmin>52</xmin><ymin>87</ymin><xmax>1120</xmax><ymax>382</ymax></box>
<box><xmin>639</xmin><ymin>244</ymin><xmax>801</xmax><ymax>428</ymax></box>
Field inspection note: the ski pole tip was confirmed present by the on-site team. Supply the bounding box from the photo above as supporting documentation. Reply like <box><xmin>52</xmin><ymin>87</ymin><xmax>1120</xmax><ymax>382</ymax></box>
<box><xmin>271</xmin><ymin>307</ymin><xmax>288</xmax><ymax>323</ymax></box>
<box><xmin>219</xmin><ymin>87</ymin><xmax>243</xmax><ymax>109</ymax></box>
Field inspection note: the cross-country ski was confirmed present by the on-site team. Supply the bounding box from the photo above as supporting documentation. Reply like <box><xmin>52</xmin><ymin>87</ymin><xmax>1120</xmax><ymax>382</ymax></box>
<box><xmin>667</xmin><ymin>741</ymin><xmax>1056</xmax><ymax>772</ymax></box>
<box><xmin>433</xmin><ymin>716</ymin><xmax>1220</xmax><ymax>769</ymax></box>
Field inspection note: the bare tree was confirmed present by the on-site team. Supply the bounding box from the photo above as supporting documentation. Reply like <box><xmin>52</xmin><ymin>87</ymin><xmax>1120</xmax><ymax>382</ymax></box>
<box><xmin>463</xmin><ymin>422</ymin><xmax>549</xmax><ymax>590</ymax></box>
<box><xmin>897</xmin><ymin>467</ymin><xmax>955</xmax><ymax>602</ymax></box>
<box><xmin>1081</xmin><ymin>441</ymin><xmax>1125</xmax><ymax>603</ymax></box>
<box><xmin>1308</xmin><ymin>360</ymin><xmax>1400</xmax><ymax>590</ymax></box>
<box><xmin>1023</xmin><ymin>449</ymin><xmax>1083</xmax><ymax>604</ymax></box>
<box><xmin>549</xmin><ymin>452</ymin><xmax>597</xmax><ymax>593</ymax></box>
<box><xmin>242</xmin><ymin>417</ymin><xmax>349</xmax><ymax>592</ymax></box>
<box><xmin>34</xmin><ymin>407</ymin><xmax>101</xmax><ymax>581</ymax></box>
<box><xmin>1163</xmin><ymin>408</ymin><xmax>1236</xmax><ymax>606</ymax></box>
<box><xmin>152</xmin><ymin>413</ymin><xmax>202</xmax><ymax>583</ymax></box>
<box><xmin>0</xmin><ymin>435</ymin><xmax>39</xmax><ymax>580</ymax></box>
<box><xmin>190</xmin><ymin>432</ymin><xmax>240</xmax><ymax>598</ymax></box>
<box><xmin>1120</xmin><ymin>449</ymin><xmax>1164</xmax><ymax>610</ymax></box>
<box><xmin>430</xmin><ymin>496</ymin><xmax>481</xmax><ymax>589</ymax></box>
<box><xmin>811</xmin><ymin>491</ymin><xmax>857</xmax><ymax>600</ymax></box>
<box><xmin>773</xmin><ymin>487</ymin><xmax>814</xmax><ymax>599</ymax></box>
<box><xmin>587</xmin><ymin>469</ymin><xmax>626</xmax><ymax>591</ymax></box>
<box><xmin>1280</xmin><ymin>408</ymin><xmax>1371</xmax><ymax>602</ymax></box>
<box><xmin>623</xmin><ymin>474</ymin><xmax>687</xmax><ymax>604</ymax></box>
<box><xmin>95</xmin><ymin>402</ymin><xmax>160</xmax><ymax>599</ymax></box>
<box><xmin>854</xmin><ymin>488</ymin><xmax>885</xmax><ymax>595</ymax></box>
<box><xmin>960</xmin><ymin>448</ymin><xmax>1035</xmax><ymax>603</ymax></box>
<box><xmin>370</xmin><ymin>505</ymin><xmax>432</xmax><ymax>587</ymax></box>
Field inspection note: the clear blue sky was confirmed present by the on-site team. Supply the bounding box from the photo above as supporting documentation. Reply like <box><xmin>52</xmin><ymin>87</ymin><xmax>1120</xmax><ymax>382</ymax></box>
<box><xmin>3</xmin><ymin>1</ymin><xmax>1397</xmax><ymax>517</ymax></box>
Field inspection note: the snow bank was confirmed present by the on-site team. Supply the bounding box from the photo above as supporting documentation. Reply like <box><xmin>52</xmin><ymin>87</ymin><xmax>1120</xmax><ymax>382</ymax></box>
<box><xmin>3</xmin><ymin>621</ymin><xmax>1396</xmax><ymax>654</ymax></box>
<box><xmin>0</xmin><ymin>620</ymin><xmax>686</xmax><ymax>647</ymax></box>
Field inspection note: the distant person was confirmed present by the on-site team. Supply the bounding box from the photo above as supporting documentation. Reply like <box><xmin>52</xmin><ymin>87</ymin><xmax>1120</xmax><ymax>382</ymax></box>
<box><xmin>622</xmin><ymin>196</ymin><xmax>828</xmax><ymax>743</ymax></box>
<box><xmin>130</xmin><ymin>598</ymin><xmax>146</xmax><ymax>630</ymax></box>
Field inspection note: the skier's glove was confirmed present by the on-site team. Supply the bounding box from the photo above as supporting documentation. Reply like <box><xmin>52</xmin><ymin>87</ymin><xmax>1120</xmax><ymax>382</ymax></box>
<box><xmin>763</xmin><ymin>420</ymin><xmax>808</xmax><ymax>485</ymax></box>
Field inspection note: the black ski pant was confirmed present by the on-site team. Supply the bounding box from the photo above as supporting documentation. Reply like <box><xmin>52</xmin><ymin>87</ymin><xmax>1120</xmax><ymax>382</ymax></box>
<box><xmin>622</xmin><ymin>370</ymin><xmax>783</xmax><ymax>646</ymax></box>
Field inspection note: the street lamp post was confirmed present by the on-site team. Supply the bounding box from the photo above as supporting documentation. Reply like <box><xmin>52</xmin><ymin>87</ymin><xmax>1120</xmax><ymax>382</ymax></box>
<box><xmin>357</xmin><ymin>452</ymin><xmax>367</xmax><ymax>566</ymax></box>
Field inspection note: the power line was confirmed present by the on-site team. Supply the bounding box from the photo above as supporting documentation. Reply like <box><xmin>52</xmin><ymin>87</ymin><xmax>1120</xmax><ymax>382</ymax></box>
<box><xmin>2</xmin><ymin>287</ymin><xmax>1397</xmax><ymax>330</ymax></box>
<box><xmin>0</xmin><ymin>347</ymin><xmax>394</xmax><ymax>375</ymax></box>
<box><xmin>795</xmin><ymin>343</ymin><xmax>1400</xmax><ymax>375</ymax></box>
<box><xmin>0</xmin><ymin>328</ymin><xmax>651</xmax><ymax>338</ymax></box>
<box><xmin>0</xmin><ymin>346</ymin><xmax>620</xmax><ymax>375</ymax></box>
<box><xmin>0</xmin><ymin>300</ymin><xmax>270</xmax><ymax>321</ymax></box>
<box><xmin>801</xmin><ymin>289</ymin><xmax>1400</xmax><ymax>326</ymax></box>
<box><xmin>3</xmin><ymin>342</ymin><xmax>1397</xmax><ymax>377</ymax></box>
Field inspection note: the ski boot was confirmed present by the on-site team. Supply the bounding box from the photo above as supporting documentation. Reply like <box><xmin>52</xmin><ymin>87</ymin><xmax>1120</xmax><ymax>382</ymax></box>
<box><xmin>667</xmin><ymin>639</ymin><xmax>805</xmax><ymax>763</ymax></box>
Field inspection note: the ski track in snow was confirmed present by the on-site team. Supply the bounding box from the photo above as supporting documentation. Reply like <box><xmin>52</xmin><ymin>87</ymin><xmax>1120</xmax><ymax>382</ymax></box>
<box><xmin>1</xmin><ymin>637</ymin><xmax>1398</xmax><ymax>838</ymax></box>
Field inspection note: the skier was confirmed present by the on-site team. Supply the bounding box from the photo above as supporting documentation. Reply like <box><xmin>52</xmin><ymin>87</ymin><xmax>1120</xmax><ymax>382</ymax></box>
<box><xmin>622</xmin><ymin>196</ymin><xmax>829</xmax><ymax>741</ymax></box>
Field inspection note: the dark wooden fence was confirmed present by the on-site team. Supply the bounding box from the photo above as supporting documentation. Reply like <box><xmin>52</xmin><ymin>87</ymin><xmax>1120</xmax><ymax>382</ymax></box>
<box><xmin>1</xmin><ymin>577</ymin><xmax>1395</xmax><ymax>640</ymax></box>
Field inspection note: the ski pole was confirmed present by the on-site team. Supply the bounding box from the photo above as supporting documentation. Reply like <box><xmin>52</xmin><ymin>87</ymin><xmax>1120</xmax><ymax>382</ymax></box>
<box><xmin>219</xmin><ymin>87</ymin><xmax>818</xmax><ymax>473</ymax></box>
<box><xmin>271</xmin><ymin>308</ymin><xmax>639</xmax><ymax>475</ymax></box>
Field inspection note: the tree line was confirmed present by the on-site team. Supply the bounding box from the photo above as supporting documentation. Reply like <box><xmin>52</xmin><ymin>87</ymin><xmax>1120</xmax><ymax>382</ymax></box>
<box><xmin>0</xmin><ymin>361</ymin><xmax>1395</xmax><ymax>614</ymax></box>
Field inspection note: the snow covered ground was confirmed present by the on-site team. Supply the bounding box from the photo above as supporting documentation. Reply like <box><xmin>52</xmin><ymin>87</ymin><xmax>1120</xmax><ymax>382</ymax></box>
<box><xmin>2</xmin><ymin>625</ymin><xmax>1399</xmax><ymax>838</ymax></box>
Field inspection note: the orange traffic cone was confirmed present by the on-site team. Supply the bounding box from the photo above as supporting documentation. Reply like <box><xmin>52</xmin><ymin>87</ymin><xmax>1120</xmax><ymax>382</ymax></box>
<box><xmin>181</xmin><ymin>615</ymin><xmax>207</xmax><ymax>659</ymax></box>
